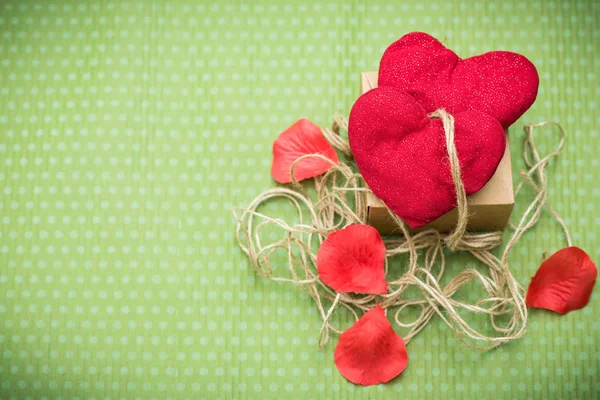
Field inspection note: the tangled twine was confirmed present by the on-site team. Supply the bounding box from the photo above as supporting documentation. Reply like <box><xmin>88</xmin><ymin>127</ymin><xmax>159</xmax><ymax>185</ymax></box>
<box><xmin>234</xmin><ymin>114</ymin><xmax>569</xmax><ymax>351</ymax></box>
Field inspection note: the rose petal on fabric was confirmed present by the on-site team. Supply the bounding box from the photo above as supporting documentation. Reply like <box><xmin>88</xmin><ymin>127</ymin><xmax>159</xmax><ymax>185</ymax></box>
<box><xmin>317</xmin><ymin>224</ymin><xmax>387</xmax><ymax>294</ymax></box>
<box><xmin>526</xmin><ymin>247</ymin><xmax>597</xmax><ymax>314</ymax></box>
<box><xmin>271</xmin><ymin>118</ymin><xmax>340</xmax><ymax>183</ymax></box>
<box><xmin>334</xmin><ymin>306</ymin><xmax>408</xmax><ymax>386</ymax></box>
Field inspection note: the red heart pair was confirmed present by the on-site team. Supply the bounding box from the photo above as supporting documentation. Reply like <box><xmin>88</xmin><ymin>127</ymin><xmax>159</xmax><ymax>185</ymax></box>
<box><xmin>349</xmin><ymin>32</ymin><xmax>539</xmax><ymax>228</ymax></box>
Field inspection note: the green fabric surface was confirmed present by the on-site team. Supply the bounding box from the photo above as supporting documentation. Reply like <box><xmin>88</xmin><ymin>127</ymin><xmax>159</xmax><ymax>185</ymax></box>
<box><xmin>1</xmin><ymin>1</ymin><xmax>599</xmax><ymax>399</ymax></box>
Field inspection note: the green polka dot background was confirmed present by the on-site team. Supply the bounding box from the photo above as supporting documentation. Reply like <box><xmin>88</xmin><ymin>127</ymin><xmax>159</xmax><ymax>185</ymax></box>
<box><xmin>0</xmin><ymin>1</ymin><xmax>598</xmax><ymax>399</ymax></box>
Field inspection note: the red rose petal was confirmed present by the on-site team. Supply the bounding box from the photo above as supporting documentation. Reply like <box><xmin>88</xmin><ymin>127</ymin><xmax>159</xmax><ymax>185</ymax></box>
<box><xmin>317</xmin><ymin>224</ymin><xmax>387</xmax><ymax>294</ymax></box>
<box><xmin>526</xmin><ymin>247</ymin><xmax>597</xmax><ymax>314</ymax></box>
<box><xmin>271</xmin><ymin>118</ymin><xmax>340</xmax><ymax>184</ymax></box>
<box><xmin>334</xmin><ymin>306</ymin><xmax>408</xmax><ymax>386</ymax></box>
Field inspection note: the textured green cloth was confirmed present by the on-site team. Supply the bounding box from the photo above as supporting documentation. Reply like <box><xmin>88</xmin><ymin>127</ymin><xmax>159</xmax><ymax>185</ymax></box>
<box><xmin>1</xmin><ymin>1</ymin><xmax>599</xmax><ymax>399</ymax></box>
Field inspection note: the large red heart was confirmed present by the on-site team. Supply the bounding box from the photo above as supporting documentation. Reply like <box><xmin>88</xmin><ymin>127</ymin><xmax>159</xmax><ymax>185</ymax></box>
<box><xmin>348</xmin><ymin>87</ymin><xmax>506</xmax><ymax>228</ymax></box>
<box><xmin>379</xmin><ymin>32</ymin><xmax>539</xmax><ymax>129</ymax></box>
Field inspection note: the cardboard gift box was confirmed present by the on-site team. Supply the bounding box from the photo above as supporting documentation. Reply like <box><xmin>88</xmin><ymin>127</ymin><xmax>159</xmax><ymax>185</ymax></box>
<box><xmin>359</xmin><ymin>72</ymin><xmax>515</xmax><ymax>235</ymax></box>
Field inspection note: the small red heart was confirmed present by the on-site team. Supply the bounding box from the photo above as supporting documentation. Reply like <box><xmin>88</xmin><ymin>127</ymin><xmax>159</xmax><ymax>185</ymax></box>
<box><xmin>379</xmin><ymin>32</ymin><xmax>539</xmax><ymax>130</ymax></box>
<box><xmin>348</xmin><ymin>87</ymin><xmax>506</xmax><ymax>228</ymax></box>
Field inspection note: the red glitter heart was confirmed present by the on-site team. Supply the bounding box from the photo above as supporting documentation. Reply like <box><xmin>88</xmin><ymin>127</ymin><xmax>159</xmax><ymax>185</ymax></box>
<box><xmin>379</xmin><ymin>32</ymin><xmax>539</xmax><ymax>130</ymax></box>
<box><xmin>348</xmin><ymin>87</ymin><xmax>506</xmax><ymax>228</ymax></box>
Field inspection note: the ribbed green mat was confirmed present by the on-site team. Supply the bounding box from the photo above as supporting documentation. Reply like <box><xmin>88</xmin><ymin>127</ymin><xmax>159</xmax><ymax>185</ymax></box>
<box><xmin>1</xmin><ymin>1</ymin><xmax>598</xmax><ymax>399</ymax></box>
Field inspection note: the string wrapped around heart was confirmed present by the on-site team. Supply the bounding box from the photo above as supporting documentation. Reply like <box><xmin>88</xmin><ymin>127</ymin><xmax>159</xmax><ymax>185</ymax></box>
<box><xmin>234</xmin><ymin>113</ymin><xmax>569</xmax><ymax>350</ymax></box>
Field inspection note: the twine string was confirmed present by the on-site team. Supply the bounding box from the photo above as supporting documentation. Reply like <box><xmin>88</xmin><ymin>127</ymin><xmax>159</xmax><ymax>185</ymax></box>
<box><xmin>234</xmin><ymin>113</ymin><xmax>569</xmax><ymax>350</ymax></box>
<box><xmin>428</xmin><ymin>109</ymin><xmax>469</xmax><ymax>251</ymax></box>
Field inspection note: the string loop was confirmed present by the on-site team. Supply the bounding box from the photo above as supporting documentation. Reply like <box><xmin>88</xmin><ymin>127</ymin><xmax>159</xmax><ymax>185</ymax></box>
<box><xmin>234</xmin><ymin>115</ymin><xmax>569</xmax><ymax>350</ymax></box>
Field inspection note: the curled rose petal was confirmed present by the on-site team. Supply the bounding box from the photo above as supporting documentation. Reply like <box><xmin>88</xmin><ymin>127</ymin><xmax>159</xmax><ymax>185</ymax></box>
<box><xmin>317</xmin><ymin>224</ymin><xmax>387</xmax><ymax>294</ymax></box>
<box><xmin>271</xmin><ymin>118</ymin><xmax>340</xmax><ymax>184</ymax></box>
<box><xmin>526</xmin><ymin>246</ymin><xmax>597</xmax><ymax>314</ymax></box>
<box><xmin>334</xmin><ymin>306</ymin><xmax>408</xmax><ymax>386</ymax></box>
